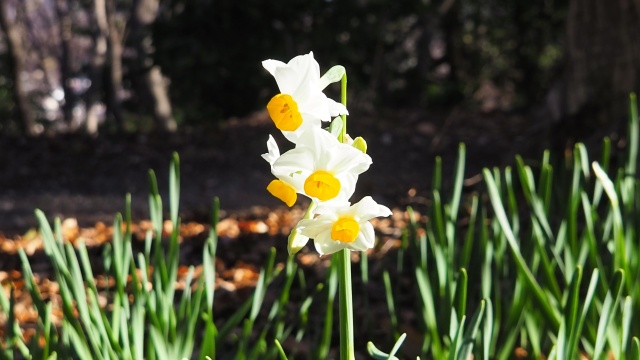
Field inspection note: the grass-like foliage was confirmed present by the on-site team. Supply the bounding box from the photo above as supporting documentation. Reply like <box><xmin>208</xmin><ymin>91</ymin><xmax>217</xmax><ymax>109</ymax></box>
<box><xmin>0</xmin><ymin>153</ymin><xmax>321</xmax><ymax>359</ymax></box>
<box><xmin>3</xmin><ymin>95</ymin><xmax>640</xmax><ymax>359</ymax></box>
<box><xmin>370</xmin><ymin>94</ymin><xmax>640</xmax><ymax>360</ymax></box>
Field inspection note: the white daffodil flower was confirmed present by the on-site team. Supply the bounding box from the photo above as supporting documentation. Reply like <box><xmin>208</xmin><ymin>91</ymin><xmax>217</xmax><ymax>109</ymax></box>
<box><xmin>296</xmin><ymin>196</ymin><xmax>392</xmax><ymax>255</ymax></box>
<box><xmin>263</xmin><ymin>52</ymin><xmax>348</xmax><ymax>143</ymax></box>
<box><xmin>270</xmin><ymin>127</ymin><xmax>371</xmax><ymax>205</ymax></box>
<box><xmin>261</xmin><ymin>134</ymin><xmax>302</xmax><ymax>207</ymax></box>
<box><xmin>261</xmin><ymin>134</ymin><xmax>314</xmax><ymax>253</ymax></box>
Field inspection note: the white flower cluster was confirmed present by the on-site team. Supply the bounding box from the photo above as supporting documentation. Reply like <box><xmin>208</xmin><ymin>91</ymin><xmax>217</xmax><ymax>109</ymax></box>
<box><xmin>262</xmin><ymin>52</ymin><xmax>391</xmax><ymax>255</ymax></box>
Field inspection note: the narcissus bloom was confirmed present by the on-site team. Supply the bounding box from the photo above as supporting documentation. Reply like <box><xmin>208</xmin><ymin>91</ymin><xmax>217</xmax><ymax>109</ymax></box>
<box><xmin>271</xmin><ymin>127</ymin><xmax>371</xmax><ymax>204</ymax></box>
<box><xmin>262</xmin><ymin>135</ymin><xmax>303</xmax><ymax>207</ymax></box>
<box><xmin>296</xmin><ymin>196</ymin><xmax>392</xmax><ymax>255</ymax></box>
<box><xmin>263</xmin><ymin>52</ymin><xmax>348</xmax><ymax>143</ymax></box>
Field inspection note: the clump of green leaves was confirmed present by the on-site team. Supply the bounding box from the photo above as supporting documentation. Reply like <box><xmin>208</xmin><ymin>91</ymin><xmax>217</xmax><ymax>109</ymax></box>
<box><xmin>0</xmin><ymin>154</ymin><xmax>320</xmax><ymax>360</ymax></box>
<box><xmin>4</xmin><ymin>94</ymin><xmax>640</xmax><ymax>359</ymax></box>
<box><xmin>367</xmin><ymin>94</ymin><xmax>640</xmax><ymax>359</ymax></box>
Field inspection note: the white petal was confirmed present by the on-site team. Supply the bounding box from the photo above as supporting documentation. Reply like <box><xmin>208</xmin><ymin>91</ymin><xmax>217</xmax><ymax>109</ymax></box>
<box><xmin>287</xmin><ymin>53</ymin><xmax>320</xmax><ymax>100</ymax></box>
<box><xmin>335</xmin><ymin>173</ymin><xmax>358</xmax><ymax>202</ymax></box>
<box><xmin>349</xmin><ymin>196</ymin><xmax>393</xmax><ymax>221</ymax></box>
<box><xmin>349</xmin><ymin>222</ymin><xmax>376</xmax><ymax>251</ymax></box>
<box><xmin>288</xmin><ymin>52</ymin><xmax>318</xmax><ymax>78</ymax></box>
<box><xmin>326</xmin><ymin>98</ymin><xmax>349</xmax><ymax>116</ymax></box>
<box><xmin>261</xmin><ymin>135</ymin><xmax>280</xmax><ymax>165</ymax></box>
<box><xmin>282</xmin><ymin>116</ymin><xmax>322</xmax><ymax>144</ymax></box>
<box><xmin>262</xmin><ymin>59</ymin><xmax>286</xmax><ymax>76</ymax></box>
<box><xmin>325</xmin><ymin>144</ymin><xmax>372</xmax><ymax>175</ymax></box>
<box><xmin>299</xmin><ymin>91</ymin><xmax>332</xmax><ymax>122</ymax></box>
<box><xmin>272</xmin><ymin>147</ymin><xmax>316</xmax><ymax>176</ymax></box>
<box><xmin>269</xmin><ymin>53</ymin><xmax>318</xmax><ymax>98</ymax></box>
<box><xmin>273</xmin><ymin>66</ymin><xmax>305</xmax><ymax>95</ymax></box>
<box><xmin>314</xmin><ymin>200</ymin><xmax>350</xmax><ymax>215</ymax></box>
<box><xmin>313</xmin><ymin>232</ymin><xmax>346</xmax><ymax>255</ymax></box>
<box><xmin>298</xmin><ymin>216</ymin><xmax>334</xmax><ymax>239</ymax></box>
<box><xmin>298</xmin><ymin>126</ymin><xmax>338</xmax><ymax>150</ymax></box>
<box><xmin>290</xmin><ymin>128</ymin><xmax>339</xmax><ymax>170</ymax></box>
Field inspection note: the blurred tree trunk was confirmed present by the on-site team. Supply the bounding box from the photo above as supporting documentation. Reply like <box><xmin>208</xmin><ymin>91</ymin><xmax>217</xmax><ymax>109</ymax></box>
<box><xmin>562</xmin><ymin>0</ymin><xmax>640</xmax><ymax>126</ymax></box>
<box><xmin>415</xmin><ymin>10</ymin><xmax>434</xmax><ymax>103</ymax></box>
<box><xmin>86</xmin><ymin>0</ymin><xmax>109</xmax><ymax>135</ymax></box>
<box><xmin>128</xmin><ymin>0</ymin><xmax>176</xmax><ymax>132</ymax></box>
<box><xmin>415</xmin><ymin>0</ymin><xmax>461</xmax><ymax>104</ymax></box>
<box><xmin>86</xmin><ymin>0</ymin><xmax>125</xmax><ymax>135</ymax></box>
<box><xmin>105</xmin><ymin>0</ymin><xmax>124</xmax><ymax>132</ymax></box>
<box><xmin>55</xmin><ymin>0</ymin><xmax>76</xmax><ymax>128</ymax></box>
<box><xmin>438</xmin><ymin>0</ymin><xmax>460</xmax><ymax>82</ymax></box>
<box><xmin>0</xmin><ymin>1</ymin><xmax>39</xmax><ymax>136</ymax></box>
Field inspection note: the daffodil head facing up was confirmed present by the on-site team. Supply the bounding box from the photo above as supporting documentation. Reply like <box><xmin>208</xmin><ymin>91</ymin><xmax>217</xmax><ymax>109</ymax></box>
<box><xmin>297</xmin><ymin>196</ymin><xmax>392</xmax><ymax>255</ymax></box>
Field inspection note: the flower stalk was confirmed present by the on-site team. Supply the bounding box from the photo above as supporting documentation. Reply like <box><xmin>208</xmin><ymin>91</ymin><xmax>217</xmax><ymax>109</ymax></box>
<box><xmin>337</xmin><ymin>248</ymin><xmax>355</xmax><ymax>359</ymax></box>
<box><xmin>337</xmin><ymin>73</ymin><xmax>355</xmax><ymax>359</ymax></box>
<box><xmin>340</xmin><ymin>73</ymin><xmax>348</xmax><ymax>144</ymax></box>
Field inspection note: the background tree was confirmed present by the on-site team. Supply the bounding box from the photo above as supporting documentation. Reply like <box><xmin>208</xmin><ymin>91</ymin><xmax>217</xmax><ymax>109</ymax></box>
<box><xmin>0</xmin><ymin>0</ymin><xmax>39</xmax><ymax>135</ymax></box>
<box><xmin>85</xmin><ymin>0</ymin><xmax>110</xmax><ymax>134</ymax></box>
<box><xmin>55</xmin><ymin>0</ymin><xmax>76</xmax><ymax>128</ymax></box>
<box><xmin>128</xmin><ymin>0</ymin><xmax>176</xmax><ymax>132</ymax></box>
<box><xmin>561</xmin><ymin>0</ymin><xmax>640</xmax><ymax>130</ymax></box>
<box><xmin>4</xmin><ymin>0</ymin><xmax>639</xmax><ymax>139</ymax></box>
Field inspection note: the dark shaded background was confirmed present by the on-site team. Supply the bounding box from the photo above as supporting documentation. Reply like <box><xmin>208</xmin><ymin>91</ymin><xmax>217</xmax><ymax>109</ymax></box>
<box><xmin>0</xmin><ymin>0</ymin><xmax>570</xmax><ymax>132</ymax></box>
<box><xmin>0</xmin><ymin>0</ymin><xmax>639</xmax><ymax>233</ymax></box>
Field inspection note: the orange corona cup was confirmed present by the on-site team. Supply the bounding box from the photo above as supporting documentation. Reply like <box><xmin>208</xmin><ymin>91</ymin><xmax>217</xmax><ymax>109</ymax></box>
<box><xmin>266</xmin><ymin>94</ymin><xmax>303</xmax><ymax>131</ymax></box>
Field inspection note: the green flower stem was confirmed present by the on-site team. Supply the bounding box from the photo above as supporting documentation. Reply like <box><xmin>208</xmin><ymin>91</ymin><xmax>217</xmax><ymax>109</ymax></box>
<box><xmin>340</xmin><ymin>74</ymin><xmax>348</xmax><ymax>144</ymax></box>
<box><xmin>337</xmin><ymin>72</ymin><xmax>355</xmax><ymax>359</ymax></box>
<box><xmin>337</xmin><ymin>248</ymin><xmax>355</xmax><ymax>359</ymax></box>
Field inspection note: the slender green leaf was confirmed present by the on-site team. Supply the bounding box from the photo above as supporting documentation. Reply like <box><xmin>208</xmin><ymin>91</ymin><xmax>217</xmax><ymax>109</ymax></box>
<box><xmin>366</xmin><ymin>342</ymin><xmax>400</xmax><ymax>360</ymax></box>
<box><xmin>593</xmin><ymin>270</ymin><xmax>625</xmax><ymax>360</ymax></box>
<box><xmin>630</xmin><ymin>337</ymin><xmax>640</xmax><ymax>360</ymax></box>
<box><xmin>383</xmin><ymin>270</ymin><xmax>399</xmax><ymax>339</ymax></box>
<box><xmin>483</xmin><ymin>168</ymin><xmax>560</xmax><ymax>330</ymax></box>
<box><xmin>458</xmin><ymin>300</ymin><xmax>486</xmax><ymax>360</ymax></box>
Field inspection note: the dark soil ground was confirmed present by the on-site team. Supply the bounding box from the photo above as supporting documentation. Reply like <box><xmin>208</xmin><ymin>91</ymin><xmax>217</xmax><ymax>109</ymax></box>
<box><xmin>0</xmin><ymin>108</ymin><xmax>567</xmax><ymax>236</ymax></box>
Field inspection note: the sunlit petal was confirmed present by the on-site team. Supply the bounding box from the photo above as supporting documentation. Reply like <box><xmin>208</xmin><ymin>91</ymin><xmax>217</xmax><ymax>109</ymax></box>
<box><xmin>262</xmin><ymin>59</ymin><xmax>286</xmax><ymax>76</ymax></box>
<box><xmin>354</xmin><ymin>222</ymin><xmax>376</xmax><ymax>249</ymax></box>
<box><xmin>272</xmin><ymin>147</ymin><xmax>315</xmax><ymax>175</ymax></box>
<box><xmin>349</xmin><ymin>196</ymin><xmax>393</xmax><ymax>220</ymax></box>
<box><xmin>325</xmin><ymin>145</ymin><xmax>372</xmax><ymax>175</ymax></box>
<box><xmin>314</xmin><ymin>231</ymin><xmax>346</xmax><ymax>255</ymax></box>
<box><xmin>261</xmin><ymin>135</ymin><xmax>280</xmax><ymax>166</ymax></box>
<box><xmin>326</xmin><ymin>98</ymin><xmax>349</xmax><ymax>116</ymax></box>
<box><xmin>298</xmin><ymin>216</ymin><xmax>335</xmax><ymax>239</ymax></box>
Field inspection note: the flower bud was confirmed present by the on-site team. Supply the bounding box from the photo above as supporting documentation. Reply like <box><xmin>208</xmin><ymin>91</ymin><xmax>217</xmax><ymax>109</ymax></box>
<box><xmin>352</xmin><ymin>136</ymin><xmax>367</xmax><ymax>154</ymax></box>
